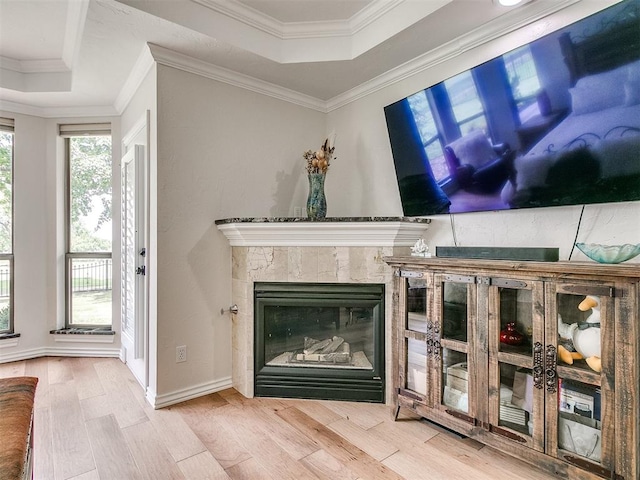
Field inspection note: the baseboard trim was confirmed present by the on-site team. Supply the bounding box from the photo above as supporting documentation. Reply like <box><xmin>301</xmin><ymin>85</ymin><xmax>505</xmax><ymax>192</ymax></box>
<box><xmin>0</xmin><ymin>346</ymin><xmax>120</xmax><ymax>363</ymax></box>
<box><xmin>151</xmin><ymin>376</ymin><xmax>233</xmax><ymax>409</ymax></box>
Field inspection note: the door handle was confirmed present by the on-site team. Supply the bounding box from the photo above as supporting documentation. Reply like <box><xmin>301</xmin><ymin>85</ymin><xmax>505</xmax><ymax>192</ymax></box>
<box><xmin>136</xmin><ymin>266</ymin><xmax>146</xmax><ymax>275</ymax></box>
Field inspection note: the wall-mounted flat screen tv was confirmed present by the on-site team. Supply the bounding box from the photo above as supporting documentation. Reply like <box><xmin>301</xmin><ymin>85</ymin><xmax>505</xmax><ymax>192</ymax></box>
<box><xmin>384</xmin><ymin>0</ymin><xmax>640</xmax><ymax>216</ymax></box>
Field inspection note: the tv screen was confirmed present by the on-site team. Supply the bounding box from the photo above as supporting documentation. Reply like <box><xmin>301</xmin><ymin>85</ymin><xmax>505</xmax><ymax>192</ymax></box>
<box><xmin>384</xmin><ymin>0</ymin><xmax>640</xmax><ymax>216</ymax></box>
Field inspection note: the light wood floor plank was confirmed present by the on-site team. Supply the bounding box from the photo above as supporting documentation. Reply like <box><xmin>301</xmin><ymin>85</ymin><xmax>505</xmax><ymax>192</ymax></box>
<box><xmin>141</xmin><ymin>402</ymin><xmax>208</xmax><ymax>462</ymax></box>
<box><xmin>276</xmin><ymin>406</ymin><xmax>404</xmax><ymax>480</ymax></box>
<box><xmin>242</xmin><ymin>403</ymin><xmax>320</xmax><ymax>460</ymax></box>
<box><xmin>327</xmin><ymin>417</ymin><xmax>399</xmax><ymax>461</ymax></box>
<box><xmin>85</xmin><ymin>414</ymin><xmax>143</xmax><ymax>480</ymax></box>
<box><xmin>300</xmin><ymin>448</ymin><xmax>361</xmax><ymax>480</ymax></box>
<box><xmin>384</xmin><ymin>434</ymin><xmax>499</xmax><ymax>480</ymax></box>
<box><xmin>176</xmin><ymin>451</ymin><xmax>230</xmax><ymax>480</ymax></box>
<box><xmin>47</xmin><ymin>357</ymin><xmax>74</xmax><ymax>384</ymax></box>
<box><xmin>428</xmin><ymin>434</ymin><xmax>556</xmax><ymax>480</ymax></box>
<box><xmin>25</xmin><ymin>356</ymin><xmax>51</xmax><ymax>409</ymax></box>
<box><xmin>223</xmin><ymin>392</ymin><xmax>290</xmax><ymax>412</ymax></box>
<box><xmin>213</xmin><ymin>405</ymin><xmax>321</xmax><ymax>480</ymax></box>
<box><xmin>382</xmin><ymin>450</ymin><xmax>451</xmax><ymax>480</ymax></box>
<box><xmin>69</xmin><ymin>357</ymin><xmax>105</xmax><ymax>400</ymax></box>
<box><xmin>225</xmin><ymin>458</ymin><xmax>275</xmax><ymax>480</ymax></box>
<box><xmin>33</xmin><ymin>407</ymin><xmax>54</xmax><ymax>480</ymax></box>
<box><xmin>93</xmin><ymin>360</ymin><xmax>148</xmax><ymax>428</ymax></box>
<box><xmin>49</xmin><ymin>381</ymin><xmax>95</xmax><ymax>480</ymax></box>
<box><xmin>80</xmin><ymin>392</ymin><xmax>113</xmax><ymax>422</ymax></box>
<box><xmin>17</xmin><ymin>357</ymin><xmax>558</xmax><ymax>480</ymax></box>
<box><xmin>67</xmin><ymin>469</ymin><xmax>100</xmax><ymax>480</ymax></box>
<box><xmin>121</xmin><ymin>419</ymin><xmax>186</xmax><ymax>480</ymax></box>
<box><xmin>320</xmin><ymin>399</ymin><xmax>389</xmax><ymax>430</ymax></box>
<box><xmin>169</xmin><ymin>392</ymin><xmax>229</xmax><ymax>416</ymax></box>
<box><xmin>368</xmin><ymin>417</ymin><xmax>440</xmax><ymax>450</ymax></box>
<box><xmin>176</xmin><ymin>403</ymin><xmax>252</xmax><ymax>469</ymax></box>
<box><xmin>290</xmin><ymin>399</ymin><xmax>344</xmax><ymax>425</ymax></box>
<box><xmin>0</xmin><ymin>359</ymin><xmax>25</xmax><ymax>377</ymax></box>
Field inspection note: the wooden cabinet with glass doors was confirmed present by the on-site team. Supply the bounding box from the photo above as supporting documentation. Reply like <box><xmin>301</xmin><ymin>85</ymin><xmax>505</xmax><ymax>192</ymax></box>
<box><xmin>386</xmin><ymin>257</ymin><xmax>639</xmax><ymax>480</ymax></box>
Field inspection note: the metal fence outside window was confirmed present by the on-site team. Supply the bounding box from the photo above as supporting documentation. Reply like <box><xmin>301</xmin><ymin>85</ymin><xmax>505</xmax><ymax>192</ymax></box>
<box><xmin>0</xmin><ymin>268</ymin><xmax>9</xmax><ymax>298</ymax></box>
<box><xmin>0</xmin><ymin>260</ymin><xmax>114</xmax><ymax>299</ymax></box>
<box><xmin>71</xmin><ymin>259</ymin><xmax>112</xmax><ymax>293</ymax></box>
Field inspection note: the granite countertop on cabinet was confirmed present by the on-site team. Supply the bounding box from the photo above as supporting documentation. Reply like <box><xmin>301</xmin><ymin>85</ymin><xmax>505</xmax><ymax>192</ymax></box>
<box><xmin>214</xmin><ymin>217</ymin><xmax>431</xmax><ymax>225</ymax></box>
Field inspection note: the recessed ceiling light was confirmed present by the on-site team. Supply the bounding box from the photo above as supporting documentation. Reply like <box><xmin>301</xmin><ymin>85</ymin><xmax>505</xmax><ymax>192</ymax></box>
<box><xmin>498</xmin><ymin>0</ymin><xmax>524</xmax><ymax>6</ymax></box>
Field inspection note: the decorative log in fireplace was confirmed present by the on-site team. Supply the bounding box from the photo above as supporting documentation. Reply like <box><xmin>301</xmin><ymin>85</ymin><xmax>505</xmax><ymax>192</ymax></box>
<box><xmin>254</xmin><ymin>282</ymin><xmax>385</xmax><ymax>402</ymax></box>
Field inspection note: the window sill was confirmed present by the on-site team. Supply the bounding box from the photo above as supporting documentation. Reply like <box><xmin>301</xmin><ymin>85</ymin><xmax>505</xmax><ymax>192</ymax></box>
<box><xmin>50</xmin><ymin>328</ymin><xmax>115</xmax><ymax>343</ymax></box>
<box><xmin>0</xmin><ymin>333</ymin><xmax>20</xmax><ymax>348</ymax></box>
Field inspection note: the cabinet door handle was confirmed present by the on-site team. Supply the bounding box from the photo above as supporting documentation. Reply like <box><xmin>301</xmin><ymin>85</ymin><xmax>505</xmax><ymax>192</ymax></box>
<box><xmin>433</xmin><ymin>340</ymin><xmax>441</xmax><ymax>360</ymax></box>
<box><xmin>545</xmin><ymin>344</ymin><xmax>557</xmax><ymax>393</ymax></box>
<box><xmin>533</xmin><ymin>342</ymin><xmax>544</xmax><ymax>389</ymax></box>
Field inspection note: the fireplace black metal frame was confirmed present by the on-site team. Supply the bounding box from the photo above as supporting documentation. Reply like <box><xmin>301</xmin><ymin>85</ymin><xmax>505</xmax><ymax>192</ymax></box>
<box><xmin>254</xmin><ymin>282</ymin><xmax>385</xmax><ymax>403</ymax></box>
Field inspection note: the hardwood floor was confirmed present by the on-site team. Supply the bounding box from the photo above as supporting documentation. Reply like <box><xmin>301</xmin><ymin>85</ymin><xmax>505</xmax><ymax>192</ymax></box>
<box><xmin>0</xmin><ymin>357</ymin><xmax>557</xmax><ymax>480</ymax></box>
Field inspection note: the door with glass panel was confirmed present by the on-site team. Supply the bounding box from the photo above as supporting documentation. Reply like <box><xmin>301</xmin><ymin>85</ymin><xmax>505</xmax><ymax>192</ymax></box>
<box><xmin>397</xmin><ymin>270</ymin><xmax>431</xmax><ymax>409</ymax></box>
<box><xmin>487</xmin><ymin>276</ymin><xmax>545</xmax><ymax>452</ymax></box>
<box><xmin>432</xmin><ymin>273</ymin><xmax>478</xmax><ymax>427</ymax></box>
<box><xmin>545</xmin><ymin>282</ymin><xmax>615</xmax><ymax>477</ymax></box>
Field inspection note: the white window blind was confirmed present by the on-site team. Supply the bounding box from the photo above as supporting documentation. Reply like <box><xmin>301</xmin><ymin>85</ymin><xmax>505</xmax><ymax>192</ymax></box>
<box><xmin>59</xmin><ymin>123</ymin><xmax>111</xmax><ymax>137</ymax></box>
<box><xmin>0</xmin><ymin>117</ymin><xmax>14</xmax><ymax>133</ymax></box>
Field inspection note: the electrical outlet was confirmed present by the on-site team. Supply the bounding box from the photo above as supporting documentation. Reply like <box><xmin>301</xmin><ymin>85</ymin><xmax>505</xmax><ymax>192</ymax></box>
<box><xmin>176</xmin><ymin>345</ymin><xmax>187</xmax><ymax>363</ymax></box>
<box><xmin>293</xmin><ymin>206</ymin><xmax>303</xmax><ymax>217</ymax></box>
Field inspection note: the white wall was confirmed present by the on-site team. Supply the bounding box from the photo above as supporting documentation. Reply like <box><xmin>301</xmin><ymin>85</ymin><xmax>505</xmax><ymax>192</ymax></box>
<box><xmin>153</xmin><ymin>65</ymin><xmax>325</xmax><ymax>401</ymax></box>
<box><xmin>120</xmin><ymin>63</ymin><xmax>157</xmax><ymax>398</ymax></box>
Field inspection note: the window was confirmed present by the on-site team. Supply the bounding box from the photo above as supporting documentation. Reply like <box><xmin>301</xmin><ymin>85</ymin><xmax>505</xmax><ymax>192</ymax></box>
<box><xmin>62</xmin><ymin>124</ymin><xmax>113</xmax><ymax>328</ymax></box>
<box><xmin>444</xmin><ymin>71</ymin><xmax>488</xmax><ymax>135</ymax></box>
<box><xmin>408</xmin><ymin>91</ymin><xmax>448</xmax><ymax>182</ymax></box>
<box><xmin>0</xmin><ymin>118</ymin><xmax>13</xmax><ymax>334</ymax></box>
<box><xmin>504</xmin><ymin>45</ymin><xmax>542</xmax><ymax>123</ymax></box>
<box><xmin>408</xmin><ymin>72</ymin><xmax>490</xmax><ymax>184</ymax></box>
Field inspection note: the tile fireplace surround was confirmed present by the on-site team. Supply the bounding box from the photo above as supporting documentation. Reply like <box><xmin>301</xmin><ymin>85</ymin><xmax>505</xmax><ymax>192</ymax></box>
<box><xmin>216</xmin><ymin>217</ymin><xmax>430</xmax><ymax>404</ymax></box>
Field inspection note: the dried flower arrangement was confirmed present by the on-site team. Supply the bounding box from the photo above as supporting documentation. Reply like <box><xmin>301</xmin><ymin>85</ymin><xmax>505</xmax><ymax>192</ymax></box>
<box><xmin>304</xmin><ymin>137</ymin><xmax>335</xmax><ymax>175</ymax></box>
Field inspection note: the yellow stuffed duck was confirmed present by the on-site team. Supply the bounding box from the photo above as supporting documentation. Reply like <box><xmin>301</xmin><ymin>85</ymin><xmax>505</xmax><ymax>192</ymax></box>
<box><xmin>557</xmin><ymin>295</ymin><xmax>601</xmax><ymax>373</ymax></box>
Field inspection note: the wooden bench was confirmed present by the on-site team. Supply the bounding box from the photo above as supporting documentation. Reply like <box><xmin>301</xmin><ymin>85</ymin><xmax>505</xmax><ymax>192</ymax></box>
<box><xmin>0</xmin><ymin>377</ymin><xmax>38</xmax><ymax>480</ymax></box>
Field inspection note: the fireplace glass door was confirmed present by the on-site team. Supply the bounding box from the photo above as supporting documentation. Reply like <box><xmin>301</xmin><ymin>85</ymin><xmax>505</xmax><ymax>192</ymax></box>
<box><xmin>254</xmin><ymin>282</ymin><xmax>385</xmax><ymax>402</ymax></box>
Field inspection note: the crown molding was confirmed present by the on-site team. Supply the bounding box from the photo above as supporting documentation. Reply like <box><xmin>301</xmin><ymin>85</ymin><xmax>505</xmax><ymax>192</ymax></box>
<box><xmin>0</xmin><ymin>0</ymin><xmax>87</xmax><ymax>95</ymax></box>
<box><xmin>0</xmin><ymin>98</ymin><xmax>117</xmax><ymax>118</ymax></box>
<box><xmin>350</xmin><ymin>0</ymin><xmax>404</xmax><ymax>34</ymax></box>
<box><xmin>140</xmin><ymin>0</ymin><xmax>581</xmax><ymax>115</ymax></box>
<box><xmin>148</xmin><ymin>43</ymin><xmax>327</xmax><ymax>113</ymax></box>
<box><xmin>188</xmin><ymin>0</ymin><xmax>450</xmax><ymax>61</ymax></box>
<box><xmin>326</xmin><ymin>0</ymin><xmax>581</xmax><ymax>112</ymax></box>
<box><xmin>194</xmin><ymin>0</ymin><xmax>404</xmax><ymax>39</ymax></box>
<box><xmin>62</xmin><ymin>0</ymin><xmax>90</xmax><ymax>69</ymax></box>
<box><xmin>0</xmin><ymin>57</ymin><xmax>69</xmax><ymax>74</ymax></box>
<box><xmin>114</xmin><ymin>45</ymin><xmax>156</xmax><ymax>114</ymax></box>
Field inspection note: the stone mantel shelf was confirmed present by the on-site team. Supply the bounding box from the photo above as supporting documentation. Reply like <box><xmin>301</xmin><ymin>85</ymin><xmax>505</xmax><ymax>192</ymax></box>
<box><xmin>215</xmin><ymin>217</ymin><xmax>431</xmax><ymax>247</ymax></box>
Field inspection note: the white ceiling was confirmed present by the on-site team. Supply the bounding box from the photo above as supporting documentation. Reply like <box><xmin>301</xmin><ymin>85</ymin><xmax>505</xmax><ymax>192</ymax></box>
<box><xmin>0</xmin><ymin>0</ymin><xmax>584</xmax><ymax>116</ymax></box>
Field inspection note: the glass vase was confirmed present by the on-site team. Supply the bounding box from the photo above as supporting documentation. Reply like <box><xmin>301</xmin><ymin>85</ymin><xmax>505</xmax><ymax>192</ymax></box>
<box><xmin>306</xmin><ymin>173</ymin><xmax>327</xmax><ymax>219</ymax></box>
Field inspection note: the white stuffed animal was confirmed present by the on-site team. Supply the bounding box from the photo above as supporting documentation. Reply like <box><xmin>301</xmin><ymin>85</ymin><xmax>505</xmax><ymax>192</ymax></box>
<box><xmin>557</xmin><ymin>295</ymin><xmax>601</xmax><ymax>373</ymax></box>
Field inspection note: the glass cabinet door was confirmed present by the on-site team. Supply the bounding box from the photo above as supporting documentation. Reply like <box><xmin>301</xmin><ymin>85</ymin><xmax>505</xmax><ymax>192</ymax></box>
<box><xmin>434</xmin><ymin>274</ymin><xmax>476</xmax><ymax>424</ymax></box>
<box><xmin>487</xmin><ymin>277</ymin><xmax>544</xmax><ymax>452</ymax></box>
<box><xmin>400</xmin><ymin>272</ymin><xmax>430</xmax><ymax>401</ymax></box>
<box><xmin>545</xmin><ymin>282</ymin><xmax>615</xmax><ymax>477</ymax></box>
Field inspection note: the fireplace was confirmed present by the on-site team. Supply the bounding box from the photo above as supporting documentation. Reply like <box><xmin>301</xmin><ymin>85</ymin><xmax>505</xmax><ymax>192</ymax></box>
<box><xmin>254</xmin><ymin>282</ymin><xmax>385</xmax><ymax>402</ymax></box>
